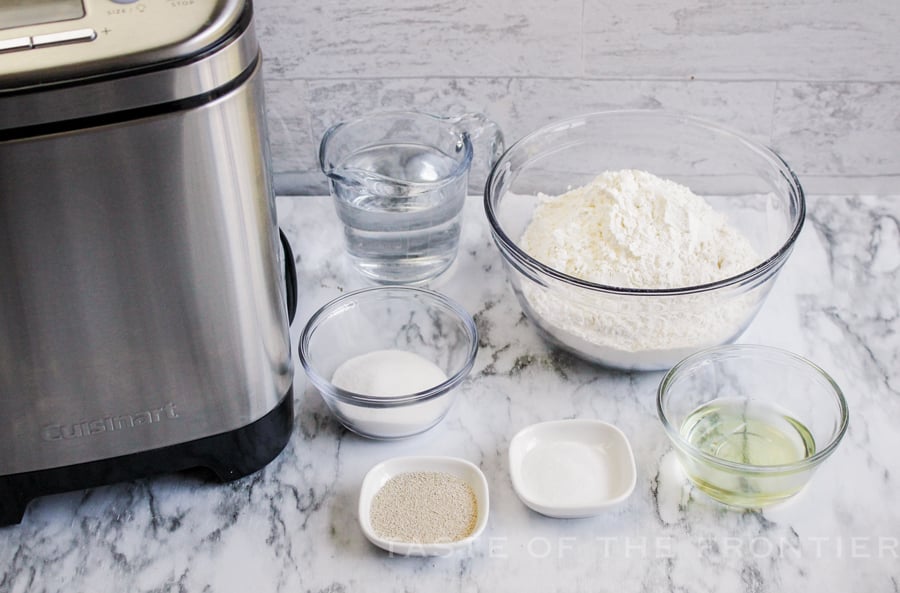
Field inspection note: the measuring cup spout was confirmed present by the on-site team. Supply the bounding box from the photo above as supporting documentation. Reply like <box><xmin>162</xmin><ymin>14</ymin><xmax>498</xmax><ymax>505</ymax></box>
<box><xmin>318</xmin><ymin>121</ymin><xmax>346</xmax><ymax>180</ymax></box>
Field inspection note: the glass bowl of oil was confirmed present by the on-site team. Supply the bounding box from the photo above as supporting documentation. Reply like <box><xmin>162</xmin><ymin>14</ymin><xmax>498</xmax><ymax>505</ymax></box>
<box><xmin>657</xmin><ymin>344</ymin><xmax>849</xmax><ymax>508</ymax></box>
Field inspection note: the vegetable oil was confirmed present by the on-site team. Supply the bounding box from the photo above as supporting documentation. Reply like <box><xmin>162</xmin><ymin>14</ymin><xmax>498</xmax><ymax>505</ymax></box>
<box><xmin>678</xmin><ymin>397</ymin><xmax>816</xmax><ymax>506</ymax></box>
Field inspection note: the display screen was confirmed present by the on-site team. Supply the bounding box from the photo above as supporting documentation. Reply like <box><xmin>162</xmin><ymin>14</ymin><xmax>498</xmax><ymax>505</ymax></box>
<box><xmin>0</xmin><ymin>0</ymin><xmax>85</xmax><ymax>31</ymax></box>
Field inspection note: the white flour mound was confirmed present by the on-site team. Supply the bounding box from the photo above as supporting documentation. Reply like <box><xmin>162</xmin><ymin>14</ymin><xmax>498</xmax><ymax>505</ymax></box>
<box><xmin>521</xmin><ymin>169</ymin><xmax>759</xmax><ymax>289</ymax></box>
<box><xmin>517</xmin><ymin>170</ymin><xmax>763</xmax><ymax>369</ymax></box>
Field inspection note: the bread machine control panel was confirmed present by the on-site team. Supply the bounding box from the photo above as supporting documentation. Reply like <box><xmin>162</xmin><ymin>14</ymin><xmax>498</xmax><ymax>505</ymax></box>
<box><xmin>0</xmin><ymin>0</ymin><xmax>244</xmax><ymax>88</ymax></box>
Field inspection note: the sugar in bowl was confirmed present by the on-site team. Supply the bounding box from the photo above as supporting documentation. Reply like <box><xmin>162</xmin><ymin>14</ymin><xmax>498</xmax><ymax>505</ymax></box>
<box><xmin>298</xmin><ymin>286</ymin><xmax>478</xmax><ymax>439</ymax></box>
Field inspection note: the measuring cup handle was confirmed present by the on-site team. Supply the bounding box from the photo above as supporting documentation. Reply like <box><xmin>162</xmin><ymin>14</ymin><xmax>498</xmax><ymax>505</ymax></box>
<box><xmin>452</xmin><ymin>113</ymin><xmax>505</xmax><ymax>196</ymax></box>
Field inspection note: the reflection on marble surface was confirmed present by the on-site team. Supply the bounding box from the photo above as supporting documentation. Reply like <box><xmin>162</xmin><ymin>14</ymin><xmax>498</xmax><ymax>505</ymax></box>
<box><xmin>1</xmin><ymin>196</ymin><xmax>898</xmax><ymax>592</ymax></box>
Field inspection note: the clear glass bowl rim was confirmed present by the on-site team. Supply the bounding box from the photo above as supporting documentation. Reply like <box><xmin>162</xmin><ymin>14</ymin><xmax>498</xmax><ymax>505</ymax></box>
<box><xmin>656</xmin><ymin>344</ymin><xmax>850</xmax><ymax>474</ymax></box>
<box><xmin>483</xmin><ymin>109</ymin><xmax>807</xmax><ymax>296</ymax></box>
<box><xmin>298</xmin><ymin>286</ymin><xmax>479</xmax><ymax>407</ymax></box>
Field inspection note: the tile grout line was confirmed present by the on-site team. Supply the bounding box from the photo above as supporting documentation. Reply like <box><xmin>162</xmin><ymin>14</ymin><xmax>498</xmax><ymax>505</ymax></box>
<box><xmin>264</xmin><ymin>74</ymin><xmax>900</xmax><ymax>85</ymax></box>
<box><xmin>580</xmin><ymin>0</ymin><xmax>586</xmax><ymax>80</ymax></box>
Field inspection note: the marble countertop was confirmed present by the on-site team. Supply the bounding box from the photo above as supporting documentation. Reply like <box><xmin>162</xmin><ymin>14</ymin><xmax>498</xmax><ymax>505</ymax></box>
<box><xmin>2</xmin><ymin>195</ymin><xmax>898</xmax><ymax>592</ymax></box>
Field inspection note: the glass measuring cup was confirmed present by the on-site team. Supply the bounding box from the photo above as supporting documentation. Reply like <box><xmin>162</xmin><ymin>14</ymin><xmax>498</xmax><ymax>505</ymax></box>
<box><xmin>319</xmin><ymin>111</ymin><xmax>504</xmax><ymax>285</ymax></box>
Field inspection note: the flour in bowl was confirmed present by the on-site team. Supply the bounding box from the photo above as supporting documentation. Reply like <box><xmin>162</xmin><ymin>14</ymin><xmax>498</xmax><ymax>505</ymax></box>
<box><xmin>521</xmin><ymin>169</ymin><xmax>759</xmax><ymax>289</ymax></box>
<box><xmin>517</xmin><ymin>170</ymin><xmax>763</xmax><ymax>369</ymax></box>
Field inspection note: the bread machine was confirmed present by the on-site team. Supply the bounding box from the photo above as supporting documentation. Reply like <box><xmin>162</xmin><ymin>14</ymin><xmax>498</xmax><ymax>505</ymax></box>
<box><xmin>0</xmin><ymin>0</ymin><xmax>297</xmax><ymax>525</ymax></box>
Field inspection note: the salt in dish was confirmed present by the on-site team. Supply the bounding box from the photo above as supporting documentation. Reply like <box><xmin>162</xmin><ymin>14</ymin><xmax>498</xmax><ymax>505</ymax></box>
<box><xmin>508</xmin><ymin>419</ymin><xmax>636</xmax><ymax>518</ymax></box>
<box><xmin>358</xmin><ymin>456</ymin><xmax>490</xmax><ymax>556</ymax></box>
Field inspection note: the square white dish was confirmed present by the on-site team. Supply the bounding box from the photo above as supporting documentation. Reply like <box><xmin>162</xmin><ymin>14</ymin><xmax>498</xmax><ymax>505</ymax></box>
<box><xmin>358</xmin><ymin>456</ymin><xmax>490</xmax><ymax>556</ymax></box>
<box><xmin>508</xmin><ymin>419</ymin><xmax>636</xmax><ymax>518</ymax></box>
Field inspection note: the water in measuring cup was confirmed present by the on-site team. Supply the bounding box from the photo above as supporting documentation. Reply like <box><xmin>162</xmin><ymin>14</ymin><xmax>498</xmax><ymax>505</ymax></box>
<box><xmin>332</xmin><ymin>143</ymin><xmax>467</xmax><ymax>284</ymax></box>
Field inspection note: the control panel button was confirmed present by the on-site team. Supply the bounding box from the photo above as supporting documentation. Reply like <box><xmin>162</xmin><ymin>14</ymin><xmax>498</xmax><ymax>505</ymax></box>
<box><xmin>31</xmin><ymin>29</ymin><xmax>97</xmax><ymax>48</ymax></box>
<box><xmin>0</xmin><ymin>37</ymin><xmax>32</xmax><ymax>54</ymax></box>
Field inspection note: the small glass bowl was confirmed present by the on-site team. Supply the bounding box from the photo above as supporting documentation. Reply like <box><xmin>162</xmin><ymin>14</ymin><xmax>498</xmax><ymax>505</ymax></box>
<box><xmin>485</xmin><ymin>110</ymin><xmax>805</xmax><ymax>370</ymax></box>
<box><xmin>657</xmin><ymin>345</ymin><xmax>849</xmax><ymax>508</ymax></box>
<box><xmin>298</xmin><ymin>286</ymin><xmax>478</xmax><ymax>439</ymax></box>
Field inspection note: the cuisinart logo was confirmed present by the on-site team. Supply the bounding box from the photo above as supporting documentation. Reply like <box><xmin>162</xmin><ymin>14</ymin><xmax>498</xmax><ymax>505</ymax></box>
<box><xmin>40</xmin><ymin>402</ymin><xmax>179</xmax><ymax>441</ymax></box>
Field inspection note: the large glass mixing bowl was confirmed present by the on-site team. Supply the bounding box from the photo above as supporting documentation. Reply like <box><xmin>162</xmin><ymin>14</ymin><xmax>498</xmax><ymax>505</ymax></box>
<box><xmin>484</xmin><ymin>110</ymin><xmax>805</xmax><ymax>371</ymax></box>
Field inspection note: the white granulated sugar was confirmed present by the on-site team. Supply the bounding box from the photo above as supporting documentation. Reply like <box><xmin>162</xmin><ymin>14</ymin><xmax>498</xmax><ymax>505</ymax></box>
<box><xmin>330</xmin><ymin>349</ymin><xmax>451</xmax><ymax>437</ymax></box>
<box><xmin>521</xmin><ymin>169</ymin><xmax>759</xmax><ymax>289</ymax></box>
<box><xmin>331</xmin><ymin>349</ymin><xmax>447</xmax><ymax>397</ymax></box>
<box><xmin>517</xmin><ymin>170</ymin><xmax>763</xmax><ymax>369</ymax></box>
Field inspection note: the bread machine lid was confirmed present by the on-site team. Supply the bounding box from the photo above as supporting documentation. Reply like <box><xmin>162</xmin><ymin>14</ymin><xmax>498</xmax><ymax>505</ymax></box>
<box><xmin>0</xmin><ymin>0</ymin><xmax>247</xmax><ymax>87</ymax></box>
<box><xmin>0</xmin><ymin>0</ymin><xmax>256</xmax><ymax>134</ymax></box>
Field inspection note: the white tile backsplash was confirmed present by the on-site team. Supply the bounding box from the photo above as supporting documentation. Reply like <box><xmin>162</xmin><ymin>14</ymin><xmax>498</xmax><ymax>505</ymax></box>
<box><xmin>257</xmin><ymin>0</ymin><xmax>583</xmax><ymax>79</ymax></box>
<box><xmin>582</xmin><ymin>0</ymin><xmax>900</xmax><ymax>81</ymax></box>
<box><xmin>256</xmin><ymin>0</ymin><xmax>900</xmax><ymax>194</ymax></box>
<box><xmin>772</xmin><ymin>82</ymin><xmax>900</xmax><ymax>176</ymax></box>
